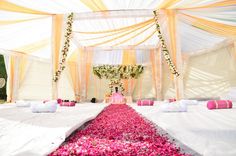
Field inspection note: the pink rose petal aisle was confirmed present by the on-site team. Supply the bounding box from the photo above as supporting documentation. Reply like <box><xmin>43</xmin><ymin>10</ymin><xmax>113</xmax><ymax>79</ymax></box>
<box><xmin>50</xmin><ymin>104</ymin><xmax>189</xmax><ymax>156</ymax></box>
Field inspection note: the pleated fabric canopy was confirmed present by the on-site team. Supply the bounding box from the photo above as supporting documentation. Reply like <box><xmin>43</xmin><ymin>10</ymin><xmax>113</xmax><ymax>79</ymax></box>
<box><xmin>0</xmin><ymin>0</ymin><xmax>236</xmax><ymax>102</ymax></box>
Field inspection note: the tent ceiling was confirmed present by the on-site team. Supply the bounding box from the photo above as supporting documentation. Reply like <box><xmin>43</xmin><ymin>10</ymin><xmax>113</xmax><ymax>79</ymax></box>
<box><xmin>3</xmin><ymin>0</ymin><xmax>162</xmax><ymax>13</ymax></box>
<box><xmin>0</xmin><ymin>0</ymin><xmax>235</xmax><ymax>59</ymax></box>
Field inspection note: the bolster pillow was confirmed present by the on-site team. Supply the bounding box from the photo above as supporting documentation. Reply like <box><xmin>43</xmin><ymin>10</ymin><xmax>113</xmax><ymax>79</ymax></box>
<box><xmin>207</xmin><ymin>100</ymin><xmax>232</xmax><ymax>110</ymax></box>
<box><xmin>16</xmin><ymin>100</ymin><xmax>31</xmax><ymax>107</ymax></box>
<box><xmin>168</xmin><ymin>98</ymin><xmax>176</xmax><ymax>103</ymax></box>
<box><xmin>60</xmin><ymin>101</ymin><xmax>75</xmax><ymax>107</ymax></box>
<box><xmin>30</xmin><ymin>101</ymin><xmax>57</xmax><ymax>113</ymax></box>
<box><xmin>180</xmin><ymin>100</ymin><xmax>198</xmax><ymax>105</ymax></box>
<box><xmin>137</xmin><ymin>100</ymin><xmax>154</xmax><ymax>106</ymax></box>
<box><xmin>160</xmin><ymin>101</ymin><xmax>187</xmax><ymax>112</ymax></box>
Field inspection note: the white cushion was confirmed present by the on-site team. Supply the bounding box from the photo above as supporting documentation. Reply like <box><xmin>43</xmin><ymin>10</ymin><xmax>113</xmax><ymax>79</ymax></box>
<box><xmin>16</xmin><ymin>100</ymin><xmax>31</xmax><ymax>107</ymax></box>
<box><xmin>160</xmin><ymin>101</ymin><xmax>187</xmax><ymax>112</ymax></box>
<box><xmin>30</xmin><ymin>101</ymin><xmax>57</xmax><ymax>113</ymax></box>
<box><xmin>180</xmin><ymin>100</ymin><xmax>198</xmax><ymax>105</ymax></box>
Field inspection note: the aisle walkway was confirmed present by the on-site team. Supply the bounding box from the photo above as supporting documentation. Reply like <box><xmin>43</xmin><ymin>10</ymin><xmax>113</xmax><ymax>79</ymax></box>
<box><xmin>50</xmin><ymin>104</ymin><xmax>188</xmax><ymax>156</ymax></box>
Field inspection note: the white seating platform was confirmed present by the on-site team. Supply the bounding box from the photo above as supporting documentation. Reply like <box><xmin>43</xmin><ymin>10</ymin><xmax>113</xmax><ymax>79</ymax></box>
<box><xmin>0</xmin><ymin>103</ymin><xmax>108</xmax><ymax>156</ymax></box>
<box><xmin>130</xmin><ymin>101</ymin><xmax>236</xmax><ymax>156</ymax></box>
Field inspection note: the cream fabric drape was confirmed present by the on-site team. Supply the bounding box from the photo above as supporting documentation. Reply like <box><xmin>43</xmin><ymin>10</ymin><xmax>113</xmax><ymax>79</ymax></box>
<box><xmin>68</xmin><ymin>49</ymin><xmax>80</xmax><ymax>101</ymax></box>
<box><xmin>1</xmin><ymin>0</ymin><xmax>236</xmax><ymax>101</ymax></box>
<box><xmin>52</xmin><ymin>14</ymin><xmax>64</xmax><ymax>99</ymax></box>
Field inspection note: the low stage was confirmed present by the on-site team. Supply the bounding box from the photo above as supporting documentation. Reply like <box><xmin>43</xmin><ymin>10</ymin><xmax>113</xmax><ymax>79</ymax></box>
<box><xmin>131</xmin><ymin>101</ymin><xmax>236</xmax><ymax>156</ymax></box>
<box><xmin>0</xmin><ymin>103</ymin><xmax>108</xmax><ymax>156</ymax></box>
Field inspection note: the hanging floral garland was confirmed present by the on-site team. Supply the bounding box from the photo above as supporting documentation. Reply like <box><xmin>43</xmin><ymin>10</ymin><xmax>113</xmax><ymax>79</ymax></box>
<box><xmin>93</xmin><ymin>65</ymin><xmax>144</xmax><ymax>80</ymax></box>
<box><xmin>153</xmin><ymin>10</ymin><xmax>179</xmax><ymax>77</ymax></box>
<box><xmin>93</xmin><ymin>65</ymin><xmax>144</xmax><ymax>96</ymax></box>
<box><xmin>53</xmin><ymin>12</ymin><xmax>74</xmax><ymax>82</ymax></box>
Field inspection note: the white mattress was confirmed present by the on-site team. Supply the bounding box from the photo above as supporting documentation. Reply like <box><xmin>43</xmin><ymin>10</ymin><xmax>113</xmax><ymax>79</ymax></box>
<box><xmin>131</xmin><ymin>101</ymin><xmax>236</xmax><ymax>156</ymax></box>
<box><xmin>0</xmin><ymin>103</ymin><xmax>108</xmax><ymax>156</ymax></box>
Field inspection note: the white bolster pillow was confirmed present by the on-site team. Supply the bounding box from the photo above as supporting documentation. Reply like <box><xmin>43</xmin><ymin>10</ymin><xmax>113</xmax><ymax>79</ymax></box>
<box><xmin>160</xmin><ymin>101</ymin><xmax>187</xmax><ymax>112</ymax></box>
<box><xmin>30</xmin><ymin>101</ymin><xmax>57</xmax><ymax>113</ymax></box>
<box><xmin>16</xmin><ymin>100</ymin><xmax>31</xmax><ymax>107</ymax></box>
<box><xmin>180</xmin><ymin>100</ymin><xmax>198</xmax><ymax>105</ymax></box>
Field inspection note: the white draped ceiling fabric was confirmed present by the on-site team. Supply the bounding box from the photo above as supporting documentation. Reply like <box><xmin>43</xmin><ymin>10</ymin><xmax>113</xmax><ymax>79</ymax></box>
<box><xmin>0</xmin><ymin>0</ymin><xmax>236</xmax><ymax>101</ymax></box>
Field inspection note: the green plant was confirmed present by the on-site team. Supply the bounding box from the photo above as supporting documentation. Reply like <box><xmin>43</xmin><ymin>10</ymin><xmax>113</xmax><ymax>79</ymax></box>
<box><xmin>0</xmin><ymin>55</ymin><xmax>7</xmax><ymax>100</ymax></box>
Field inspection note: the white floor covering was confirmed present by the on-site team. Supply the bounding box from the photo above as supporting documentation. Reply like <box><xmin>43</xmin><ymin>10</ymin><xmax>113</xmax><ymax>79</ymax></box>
<box><xmin>0</xmin><ymin>103</ymin><xmax>108</xmax><ymax>156</ymax></box>
<box><xmin>1</xmin><ymin>102</ymin><xmax>236</xmax><ymax>156</ymax></box>
<box><xmin>130</xmin><ymin>101</ymin><xmax>236</xmax><ymax>156</ymax></box>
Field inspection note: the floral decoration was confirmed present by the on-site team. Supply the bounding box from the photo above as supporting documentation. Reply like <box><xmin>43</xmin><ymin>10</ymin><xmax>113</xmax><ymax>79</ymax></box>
<box><xmin>93</xmin><ymin>65</ymin><xmax>144</xmax><ymax>95</ymax></box>
<box><xmin>50</xmin><ymin>104</ymin><xmax>188</xmax><ymax>156</ymax></box>
<box><xmin>153</xmin><ymin>10</ymin><xmax>180</xmax><ymax>77</ymax></box>
<box><xmin>109</xmin><ymin>79</ymin><xmax>125</xmax><ymax>95</ymax></box>
<box><xmin>93</xmin><ymin>65</ymin><xmax>144</xmax><ymax>80</ymax></box>
<box><xmin>53</xmin><ymin>12</ymin><xmax>74</xmax><ymax>82</ymax></box>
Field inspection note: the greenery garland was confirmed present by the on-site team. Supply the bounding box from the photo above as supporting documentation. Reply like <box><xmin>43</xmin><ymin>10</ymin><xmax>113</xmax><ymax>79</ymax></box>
<box><xmin>93</xmin><ymin>65</ymin><xmax>144</xmax><ymax>96</ymax></box>
<box><xmin>93</xmin><ymin>65</ymin><xmax>144</xmax><ymax>80</ymax></box>
<box><xmin>153</xmin><ymin>10</ymin><xmax>180</xmax><ymax>77</ymax></box>
<box><xmin>53</xmin><ymin>13</ymin><xmax>74</xmax><ymax>82</ymax></box>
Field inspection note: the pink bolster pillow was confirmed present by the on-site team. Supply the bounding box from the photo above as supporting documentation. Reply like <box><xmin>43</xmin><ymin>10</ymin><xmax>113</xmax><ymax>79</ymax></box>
<box><xmin>169</xmin><ymin>98</ymin><xmax>176</xmax><ymax>103</ymax></box>
<box><xmin>60</xmin><ymin>102</ymin><xmax>75</xmax><ymax>107</ymax></box>
<box><xmin>137</xmin><ymin>100</ymin><xmax>154</xmax><ymax>106</ymax></box>
<box><xmin>207</xmin><ymin>100</ymin><xmax>232</xmax><ymax>110</ymax></box>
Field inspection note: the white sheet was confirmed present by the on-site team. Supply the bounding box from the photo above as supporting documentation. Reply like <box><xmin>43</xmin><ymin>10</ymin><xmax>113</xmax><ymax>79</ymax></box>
<box><xmin>131</xmin><ymin>101</ymin><xmax>236</xmax><ymax>156</ymax></box>
<box><xmin>0</xmin><ymin>103</ymin><xmax>108</xmax><ymax>156</ymax></box>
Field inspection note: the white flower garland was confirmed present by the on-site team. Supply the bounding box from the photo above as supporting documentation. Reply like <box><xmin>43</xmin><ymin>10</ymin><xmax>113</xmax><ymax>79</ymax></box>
<box><xmin>93</xmin><ymin>65</ymin><xmax>144</xmax><ymax>96</ymax></box>
<box><xmin>53</xmin><ymin>13</ymin><xmax>74</xmax><ymax>82</ymax></box>
<box><xmin>153</xmin><ymin>10</ymin><xmax>179</xmax><ymax>77</ymax></box>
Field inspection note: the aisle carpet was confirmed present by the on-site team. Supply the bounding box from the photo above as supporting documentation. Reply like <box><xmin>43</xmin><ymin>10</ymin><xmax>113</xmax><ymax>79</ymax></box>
<box><xmin>50</xmin><ymin>104</ymin><xmax>188</xmax><ymax>156</ymax></box>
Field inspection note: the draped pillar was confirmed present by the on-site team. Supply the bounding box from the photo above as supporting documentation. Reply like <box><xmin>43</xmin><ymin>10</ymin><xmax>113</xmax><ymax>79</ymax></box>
<box><xmin>150</xmin><ymin>47</ymin><xmax>163</xmax><ymax>100</ymax></box>
<box><xmin>85</xmin><ymin>48</ymin><xmax>93</xmax><ymax>99</ymax></box>
<box><xmin>52</xmin><ymin>14</ymin><xmax>63</xmax><ymax>99</ymax></box>
<box><xmin>157</xmin><ymin>47</ymin><xmax>163</xmax><ymax>100</ymax></box>
<box><xmin>78</xmin><ymin>48</ymin><xmax>85</xmax><ymax>100</ymax></box>
<box><xmin>166</xmin><ymin>10</ymin><xmax>184</xmax><ymax>100</ymax></box>
<box><xmin>78</xmin><ymin>47</ymin><xmax>93</xmax><ymax>100</ymax></box>
<box><xmin>6</xmin><ymin>55</ymin><xmax>19</xmax><ymax>102</ymax></box>
<box><xmin>150</xmin><ymin>49</ymin><xmax>158</xmax><ymax>98</ymax></box>
<box><xmin>122</xmin><ymin>48</ymin><xmax>136</xmax><ymax>95</ymax></box>
<box><xmin>68</xmin><ymin>49</ymin><xmax>80</xmax><ymax>101</ymax></box>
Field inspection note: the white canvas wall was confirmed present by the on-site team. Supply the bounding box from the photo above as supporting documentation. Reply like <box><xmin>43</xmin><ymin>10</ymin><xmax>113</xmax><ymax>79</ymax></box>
<box><xmin>17</xmin><ymin>60</ymin><xmax>52</xmax><ymax>100</ymax></box>
<box><xmin>163</xmin><ymin>43</ymin><xmax>236</xmax><ymax>99</ymax></box>
<box><xmin>17</xmin><ymin>59</ymin><xmax>75</xmax><ymax>101</ymax></box>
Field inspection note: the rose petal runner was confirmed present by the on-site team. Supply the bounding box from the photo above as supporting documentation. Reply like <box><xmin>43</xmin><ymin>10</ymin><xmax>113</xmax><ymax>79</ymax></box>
<box><xmin>50</xmin><ymin>104</ymin><xmax>189</xmax><ymax>156</ymax></box>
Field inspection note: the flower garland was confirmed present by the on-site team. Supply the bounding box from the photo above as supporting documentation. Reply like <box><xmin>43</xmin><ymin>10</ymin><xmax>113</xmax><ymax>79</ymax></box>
<box><xmin>153</xmin><ymin>10</ymin><xmax>180</xmax><ymax>77</ymax></box>
<box><xmin>50</xmin><ymin>104</ymin><xmax>188</xmax><ymax>156</ymax></box>
<box><xmin>93</xmin><ymin>65</ymin><xmax>144</xmax><ymax>96</ymax></box>
<box><xmin>53</xmin><ymin>13</ymin><xmax>74</xmax><ymax>82</ymax></box>
<box><xmin>93</xmin><ymin>65</ymin><xmax>144</xmax><ymax>80</ymax></box>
